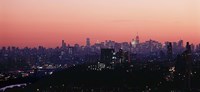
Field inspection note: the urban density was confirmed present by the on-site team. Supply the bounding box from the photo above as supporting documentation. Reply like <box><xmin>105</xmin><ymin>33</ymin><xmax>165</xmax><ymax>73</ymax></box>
<box><xmin>0</xmin><ymin>35</ymin><xmax>200</xmax><ymax>91</ymax></box>
<box><xmin>1</xmin><ymin>0</ymin><xmax>200</xmax><ymax>92</ymax></box>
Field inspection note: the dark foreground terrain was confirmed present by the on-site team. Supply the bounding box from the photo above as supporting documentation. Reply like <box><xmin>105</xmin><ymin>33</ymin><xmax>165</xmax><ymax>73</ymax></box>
<box><xmin>3</xmin><ymin>62</ymin><xmax>200</xmax><ymax>92</ymax></box>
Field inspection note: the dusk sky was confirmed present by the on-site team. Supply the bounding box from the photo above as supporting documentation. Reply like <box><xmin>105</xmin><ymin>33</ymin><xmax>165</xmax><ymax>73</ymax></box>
<box><xmin>0</xmin><ymin>0</ymin><xmax>200</xmax><ymax>48</ymax></box>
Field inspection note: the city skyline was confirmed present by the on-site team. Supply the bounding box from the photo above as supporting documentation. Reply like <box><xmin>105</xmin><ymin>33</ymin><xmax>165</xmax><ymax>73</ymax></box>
<box><xmin>1</xmin><ymin>1</ymin><xmax>200</xmax><ymax>91</ymax></box>
<box><xmin>1</xmin><ymin>0</ymin><xmax>200</xmax><ymax>47</ymax></box>
<box><xmin>0</xmin><ymin>35</ymin><xmax>200</xmax><ymax>48</ymax></box>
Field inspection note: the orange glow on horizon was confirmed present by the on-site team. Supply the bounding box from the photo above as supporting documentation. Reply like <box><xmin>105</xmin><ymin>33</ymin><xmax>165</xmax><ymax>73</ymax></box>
<box><xmin>0</xmin><ymin>0</ymin><xmax>200</xmax><ymax>48</ymax></box>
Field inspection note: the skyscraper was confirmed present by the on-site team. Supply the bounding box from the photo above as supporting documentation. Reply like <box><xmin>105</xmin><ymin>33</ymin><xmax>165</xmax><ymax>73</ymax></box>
<box><xmin>131</xmin><ymin>39</ymin><xmax>136</xmax><ymax>47</ymax></box>
<box><xmin>86</xmin><ymin>38</ymin><xmax>91</xmax><ymax>47</ymax></box>
<box><xmin>190</xmin><ymin>44</ymin><xmax>195</xmax><ymax>52</ymax></box>
<box><xmin>196</xmin><ymin>44</ymin><xmax>200</xmax><ymax>52</ymax></box>
<box><xmin>186</xmin><ymin>42</ymin><xmax>191</xmax><ymax>52</ymax></box>
<box><xmin>167</xmin><ymin>42</ymin><xmax>173</xmax><ymax>61</ymax></box>
<box><xmin>135</xmin><ymin>34</ymin><xmax>140</xmax><ymax>44</ymax></box>
<box><xmin>175</xmin><ymin>42</ymin><xmax>192</xmax><ymax>91</ymax></box>
<box><xmin>61</xmin><ymin>40</ymin><xmax>66</xmax><ymax>48</ymax></box>
<box><xmin>131</xmin><ymin>33</ymin><xmax>140</xmax><ymax>47</ymax></box>
<box><xmin>101</xmin><ymin>48</ymin><xmax>115</xmax><ymax>63</ymax></box>
<box><xmin>178</xmin><ymin>40</ymin><xmax>183</xmax><ymax>48</ymax></box>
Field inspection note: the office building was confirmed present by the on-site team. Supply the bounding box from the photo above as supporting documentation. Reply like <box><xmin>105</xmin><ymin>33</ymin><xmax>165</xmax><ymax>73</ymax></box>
<box><xmin>101</xmin><ymin>48</ymin><xmax>115</xmax><ymax>63</ymax></box>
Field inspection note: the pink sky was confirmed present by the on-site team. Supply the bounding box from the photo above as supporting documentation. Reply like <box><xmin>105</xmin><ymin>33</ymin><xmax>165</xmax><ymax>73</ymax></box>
<box><xmin>0</xmin><ymin>0</ymin><xmax>200</xmax><ymax>48</ymax></box>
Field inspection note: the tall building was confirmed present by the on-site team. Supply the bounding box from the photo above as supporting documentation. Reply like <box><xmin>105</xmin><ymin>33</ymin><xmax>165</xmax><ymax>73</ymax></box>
<box><xmin>186</xmin><ymin>42</ymin><xmax>191</xmax><ymax>52</ymax></box>
<box><xmin>175</xmin><ymin>42</ymin><xmax>192</xmax><ymax>91</ymax></box>
<box><xmin>131</xmin><ymin>39</ymin><xmax>136</xmax><ymax>47</ymax></box>
<box><xmin>190</xmin><ymin>44</ymin><xmax>195</xmax><ymax>52</ymax></box>
<box><xmin>101</xmin><ymin>48</ymin><xmax>115</xmax><ymax>63</ymax></box>
<box><xmin>61</xmin><ymin>40</ymin><xmax>66</xmax><ymax>48</ymax></box>
<box><xmin>140</xmin><ymin>39</ymin><xmax>162</xmax><ymax>54</ymax></box>
<box><xmin>116</xmin><ymin>49</ymin><xmax>130</xmax><ymax>63</ymax></box>
<box><xmin>86</xmin><ymin>38</ymin><xmax>91</xmax><ymax>47</ymax></box>
<box><xmin>131</xmin><ymin>34</ymin><xmax>140</xmax><ymax>47</ymax></box>
<box><xmin>167</xmin><ymin>42</ymin><xmax>173</xmax><ymax>61</ymax></box>
<box><xmin>68</xmin><ymin>46</ymin><xmax>74</xmax><ymax>55</ymax></box>
<box><xmin>178</xmin><ymin>40</ymin><xmax>183</xmax><ymax>48</ymax></box>
<box><xmin>173</xmin><ymin>42</ymin><xmax>178</xmax><ymax>55</ymax></box>
<box><xmin>196</xmin><ymin>44</ymin><xmax>200</xmax><ymax>52</ymax></box>
<box><xmin>185</xmin><ymin>42</ymin><xmax>192</xmax><ymax>91</ymax></box>
<box><xmin>135</xmin><ymin>34</ymin><xmax>140</xmax><ymax>44</ymax></box>
<box><xmin>177</xmin><ymin>40</ymin><xmax>184</xmax><ymax>54</ymax></box>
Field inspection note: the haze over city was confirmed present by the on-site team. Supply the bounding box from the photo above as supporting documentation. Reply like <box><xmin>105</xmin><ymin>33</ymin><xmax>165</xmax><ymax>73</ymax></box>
<box><xmin>1</xmin><ymin>0</ymin><xmax>200</xmax><ymax>48</ymax></box>
<box><xmin>1</xmin><ymin>1</ymin><xmax>200</xmax><ymax>92</ymax></box>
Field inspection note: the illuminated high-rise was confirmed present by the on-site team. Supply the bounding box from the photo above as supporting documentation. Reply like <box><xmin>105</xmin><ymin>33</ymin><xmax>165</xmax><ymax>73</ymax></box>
<box><xmin>101</xmin><ymin>48</ymin><xmax>115</xmax><ymax>63</ymax></box>
<box><xmin>131</xmin><ymin>33</ymin><xmax>140</xmax><ymax>47</ymax></box>
<box><xmin>135</xmin><ymin>34</ymin><xmax>140</xmax><ymax>44</ymax></box>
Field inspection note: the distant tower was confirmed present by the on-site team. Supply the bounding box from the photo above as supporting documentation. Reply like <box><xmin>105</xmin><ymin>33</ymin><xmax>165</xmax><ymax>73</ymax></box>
<box><xmin>131</xmin><ymin>33</ymin><xmax>140</xmax><ymax>47</ymax></box>
<box><xmin>178</xmin><ymin>40</ymin><xmax>183</xmax><ymax>48</ymax></box>
<box><xmin>190</xmin><ymin>44</ymin><xmax>195</xmax><ymax>52</ymax></box>
<box><xmin>135</xmin><ymin>32</ymin><xmax>140</xmax><ymax>44</ymax></box>
<box><xmin>61</xmin><ymin>40</ymin><xmax>66</xmax><ymax>48</ymax></box>
<box><xmin>86</xmin><ymin>38</ymin><xmax>91</xmax><ymax>47</ymax></box>
<box><xmin>167</xmin><ymin>42</ymin><xmax>173</xmax><ymax>61</ymax></box>
<box><xmin>186</xmin><ymin>42</ymin><xmax>191</xmax><ymax>52</ymax></box>
<box><xmin>131</xmin><ymin>39</ymin><xmax>136</xmax><ymax>47</ymax></box>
